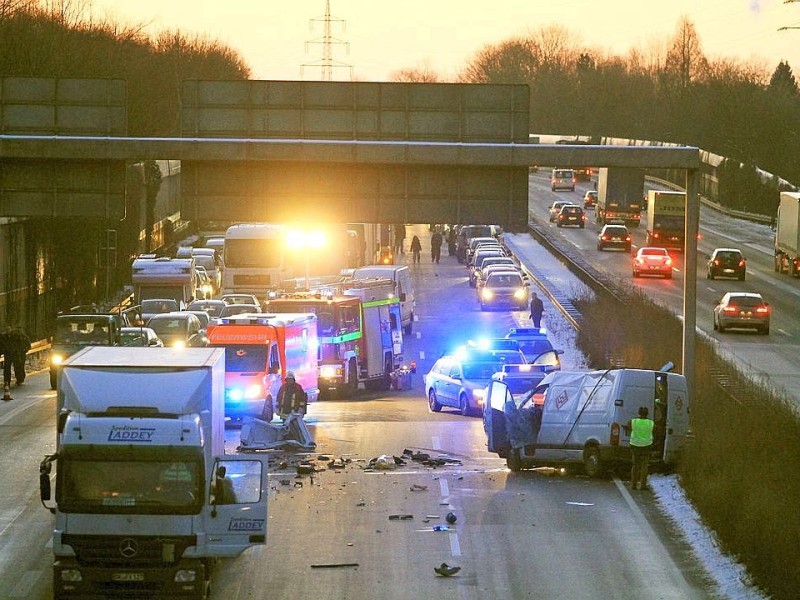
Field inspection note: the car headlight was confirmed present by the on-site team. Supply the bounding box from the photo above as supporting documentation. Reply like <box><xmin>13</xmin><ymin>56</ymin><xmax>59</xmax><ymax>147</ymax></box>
<box><xmin>171</xmin><ymin>340</ymin><xmax>186</xmax><ymax>349</ymax></box>
<box><xmin>513</xmin><ymin>288</ymin><xmax>526</xmax><ymax>300</ymax></box>
<box><xmin>51</xmin><ymin>354</ymin><xmax>65</xmax><ymax>366</ymax></box>
<box><xmin>245</xmin><ymin>384</ymin><xmax>263</xmax><ymax>399</ymax></box>
<box><xmin>320</xmin><ymin>365</ymin><xmax>341</xmax><ymax>379</ymax></box>
<box><xmin>481</xmin><ymin>289</ymin><xmax>494</xmax><ymax>300</ymax></box>
<box><xmin>472</xmin><ymin>388</ymin><xmax>486</xmax><ymax>405</ymax></box>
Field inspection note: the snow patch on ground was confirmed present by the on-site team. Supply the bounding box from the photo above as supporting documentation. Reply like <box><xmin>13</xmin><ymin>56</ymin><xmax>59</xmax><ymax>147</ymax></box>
<box><xmin>650</xmin><ymin>475</ymin><xmax>770</xmax><ymax>600</ymax></box>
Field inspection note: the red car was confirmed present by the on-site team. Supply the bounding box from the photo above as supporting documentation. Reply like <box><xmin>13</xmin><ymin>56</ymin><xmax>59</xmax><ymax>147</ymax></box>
<box><xmin>632</xmin><ymin>247</ymin><xmax>673</xmax><ymax>279</ymax></box>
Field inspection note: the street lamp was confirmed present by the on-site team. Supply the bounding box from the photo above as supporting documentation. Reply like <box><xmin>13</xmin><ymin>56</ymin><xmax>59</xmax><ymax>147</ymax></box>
<box><xmin>285</xmin><ymin>228</ymin><xmax>328</xmax><ymax>289</ymax></box>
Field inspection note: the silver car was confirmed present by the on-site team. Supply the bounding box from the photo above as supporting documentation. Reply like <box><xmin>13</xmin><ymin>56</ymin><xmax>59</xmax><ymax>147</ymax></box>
<box><xmin>713</xmin><ymin>292</ymin><xmax>770</xmax><ymax>335</ymax></box>
<box><xmin>479</xmin><ymin>270</ymin><xmax>529</xmax><ymax>311</ymax></box>
<box><xmin>425</xmin><ymin>347</ymin><xmax>527</xmax><ymax>417</ymax></box>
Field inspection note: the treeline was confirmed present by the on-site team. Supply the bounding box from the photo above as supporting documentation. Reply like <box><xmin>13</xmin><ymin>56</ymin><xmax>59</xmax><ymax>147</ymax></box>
<box><xmin>0</xmin><ymin>0</ymin><xmax>251</xmax><ymax>320</ymax></box>
<box><xmin>0</xmin><ymin>0</ymin><xmax>250</xmax><ymax>135</ymax></box>
<box><xmin>396</xmin><ymin>18</ymin><xmax>800</xmax><ymax>210</ymax></box>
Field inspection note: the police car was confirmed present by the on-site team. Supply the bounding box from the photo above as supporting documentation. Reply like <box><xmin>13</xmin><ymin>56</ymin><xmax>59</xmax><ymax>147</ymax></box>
<box><xmin>505</xmin><ymin>327</ymin><xmax>557</xmax><ymax>365</ymax></box>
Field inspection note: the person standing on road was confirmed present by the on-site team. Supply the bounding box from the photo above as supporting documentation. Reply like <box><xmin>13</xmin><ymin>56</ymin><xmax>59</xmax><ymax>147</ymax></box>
<box><xmin>447</xmin><ymin>227</ymin><xmax>457</xmax><ymax>256</ymax></box>
<box><xmin>529</xmin><ymin>293</ymin><xmax>544</xmax><ymax>328</ymax></box>
<box><xmin>276</xmin><ymin>371</ymin><xmax>308</xmax><ymax>419</ymax></box>
<box><xmin>393</xmin><ymin>224</ymin><xmax>407</xmax><ymax>256</ymax></box>
<box><xmin>0</xmin><ymin>327</ymin><xmax>11</xmax><ymax>396</ymax></box>
<box><xmin>7</xmin><ymin>326</ymin><xmax>31</xmax><ymax>385</ymax></box>
<box><xmin>430</xmin><ymin>229</ymin><xmax>443</xmax><ymax>263</ymax></box>
<box><xmin>629</xmin><ymin>406</ymin><xmax>654</xmax><ymax>490</ymax></box>
<box><xmin>410</xmin><ymin>235</ymin><xmax>422</xmax><ymax>264</ymax></box>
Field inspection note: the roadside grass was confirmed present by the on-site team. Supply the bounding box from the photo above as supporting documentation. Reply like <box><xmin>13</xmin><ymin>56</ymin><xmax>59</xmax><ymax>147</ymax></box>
<box><xmin>572</xmin><ymin>285</ymin><xmax>800</xmax><ymax>600</ymax></box>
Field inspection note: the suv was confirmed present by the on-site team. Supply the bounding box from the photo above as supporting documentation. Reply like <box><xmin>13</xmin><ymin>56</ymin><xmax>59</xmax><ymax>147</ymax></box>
<box><xmin>707</xmin><ymin>248</ymin><xmax>746</xmax><ymax>280</ymax></box>
<box><xmin>557</xmin><ymin>205</ymin><xmax>586</xmax><ymax>228</ymax></box>
<box><xmin>597</xmin><ymin>224</ymin><xmax>632</xmax><ymax>251</ymax></box>
<box><xmin>713</xmin><ymin>292</ymin><xmax>770</xmax><ymax>334</ymax></box>
<box><xmin>551</xmin><ymin>168</ymin><xmax>576</xmax><ymax>192</ymax></box>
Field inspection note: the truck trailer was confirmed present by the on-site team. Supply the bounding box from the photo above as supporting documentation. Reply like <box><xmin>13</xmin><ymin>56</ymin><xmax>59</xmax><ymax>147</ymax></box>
<box><xmin>775</xmin><ymin>191</ymin><xmax>800</xmax><ymax>277</ymax></box>
<box><xmin>131</xmin><ymin>255</ymin><xmax>197</xmax><ymax>308</ymax></box>
<box><xmin>596</xmin><ymin>167</ymin><xmax>645</xmax><ymax>227</ymax></box>
<box><xmin>40</xmin><ymin>347</ymin><xmax>269</xmax><ymax>600</ymax></box>
<box><xmin>645</xmin><ymin>190</ymin><xmax>686</xmax><ymax>249</ymax></box>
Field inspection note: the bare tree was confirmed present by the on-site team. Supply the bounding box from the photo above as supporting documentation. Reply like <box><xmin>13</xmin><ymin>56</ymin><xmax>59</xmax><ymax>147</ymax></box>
<box><xmin>390</xmin><ymin>61</ymin><xmax>441</xmax><ymax>83</ymax></box>
<box><xmin>0</xmin><ymin>0</ymin><xmax>35</xmax><ymax>20</ymax></box>
<box><xmin>459</xmin><ymin>36</ymin><xmax>540</xmax><ymax>83</ymax></box>
<box><xmin>532</xmin><ymin>24</ymin><xmax>580</xmax><ymax>72</ymax></box>
<box><xmin>665</xmin><ymin>16</ymin><xmax>708</xmax><ymax>88</ymax></box>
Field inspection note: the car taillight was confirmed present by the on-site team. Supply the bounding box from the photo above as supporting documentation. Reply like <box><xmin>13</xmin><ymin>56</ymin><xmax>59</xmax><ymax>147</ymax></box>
<box><xmin>756</xmin><ymin>306</ymin><xmax>770</xmax><ymax>314</ymax></box>
<box><xmin>713</xmin><ymin>259</ymin><xmax>721</xmax><ymax>266</ymax></box>
<box><xmin>602</xmin><ymin>235</ymin><xmax>609</xmax><ymax>241</ymax></box>
<box><xmin>635</xmin><ymin>257</ymin><xmax>644</xmax><ymax>265</ymax></box>
<box><xmin>610</xmin><ymin>422</ymin><xmax>620</xmax><ymax>446</ymax></box>
<box><xmin>665</xmin><ymin>257</ymin><xmax>672</xmax><ymax>266</ymax></box>
<box><xmin>723</xmin><ymin>306</ymin><xmax>738</xmax><ymax>314</ymax></box>
<box><xmin>739</xmin><ymin>260</ymin><xmax>746</xmax><ymax>267</ymax></box>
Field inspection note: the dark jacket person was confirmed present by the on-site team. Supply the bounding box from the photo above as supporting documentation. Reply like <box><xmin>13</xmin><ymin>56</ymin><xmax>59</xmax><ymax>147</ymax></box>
<box><xmin>276</xmin><ymin>371</ymin><xmax>308</xmax><ymax>418</ymax></box>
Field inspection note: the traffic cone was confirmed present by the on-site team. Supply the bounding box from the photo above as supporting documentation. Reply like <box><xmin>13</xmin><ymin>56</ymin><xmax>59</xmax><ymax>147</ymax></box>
<box><xmin>2</xmin><ymin>384</ymin><xmax>11</xmax><ymax>402</ymax></box>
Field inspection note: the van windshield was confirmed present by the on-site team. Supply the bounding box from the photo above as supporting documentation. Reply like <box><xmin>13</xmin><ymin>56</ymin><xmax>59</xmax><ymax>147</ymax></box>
<box><xmin>220</xmin><ymin>345</ymin><xmax>269</xmax><ymax>372</ymax></box>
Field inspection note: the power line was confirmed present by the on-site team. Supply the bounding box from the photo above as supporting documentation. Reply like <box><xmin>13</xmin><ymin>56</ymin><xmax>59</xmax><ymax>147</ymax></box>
<box><xmin>302</xmin><ymin>0</ymin><xmax>352</xmax><ymax>81</ymax></box>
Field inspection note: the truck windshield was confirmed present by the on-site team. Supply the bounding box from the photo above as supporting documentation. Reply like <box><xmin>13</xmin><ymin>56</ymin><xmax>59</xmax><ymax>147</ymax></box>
<box><xmin>58</xmin><ymin>458</ymin><xmax>202</xmax><ymax>515</ymax></box>
<box><xmin>225</xmin><ymin>238</ymin><xmax>281</xmax><ymax>268</ymax></box>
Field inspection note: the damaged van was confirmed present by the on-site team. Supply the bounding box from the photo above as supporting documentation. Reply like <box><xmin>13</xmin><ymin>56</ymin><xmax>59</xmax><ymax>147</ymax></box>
<box><xmin>484</xmin><ymin>368</ymin><xmax>689</xmax><ymax>476</ymax></box>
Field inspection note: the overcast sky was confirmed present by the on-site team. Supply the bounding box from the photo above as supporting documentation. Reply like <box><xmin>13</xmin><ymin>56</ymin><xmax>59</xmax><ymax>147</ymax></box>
<box><xmin>90</xmin><ymin>0</ymin><xmax>800</xmax><ymax>81</ymax></box>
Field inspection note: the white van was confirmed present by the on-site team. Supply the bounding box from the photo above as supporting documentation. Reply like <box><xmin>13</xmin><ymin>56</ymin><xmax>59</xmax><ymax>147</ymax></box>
<box><xmin>350</xmin><ymin>264</ymin><xmax>415</xmax><ymax>334</ymax></box>
<box><xmin>484</xmin><ymin>368</ymin><xmax>689</xmax><ymax>476</ymax></box>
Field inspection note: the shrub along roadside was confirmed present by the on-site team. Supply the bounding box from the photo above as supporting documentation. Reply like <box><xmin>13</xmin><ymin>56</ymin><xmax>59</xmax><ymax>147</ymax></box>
<box><xmin>572</xmin><ymin>285</ymin><xmax>800</xmax><ymax>600</ymax></box>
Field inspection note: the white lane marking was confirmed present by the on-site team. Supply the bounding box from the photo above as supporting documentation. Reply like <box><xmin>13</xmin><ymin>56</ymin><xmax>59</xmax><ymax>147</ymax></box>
<box><xmin>449</xmin><ymin>531</ymin><xmax>462</xmax><ymax>556</ymax></box>
<box><xmin>0</xmin><ymin>394</ymin><xmax>53</xmax><ymax>426</ymax></box>
<box><xmin>431</xmin><ymin>436</ymin><xmax>441</xmax><ymax>450</ymax></box>
<box><xmin>419</xmin><ymin>351</ymin><xmax>425</xmax><ymax>360</ymax></box>
<box><xmin>439</xmin><ymin>478</ymin><xmax>450</xmax><ymax>498</ymax></box>
<box><xmin>8</xmin><ymin>571</ymin><xmax>39</xmax><ymax>598</ymax></box>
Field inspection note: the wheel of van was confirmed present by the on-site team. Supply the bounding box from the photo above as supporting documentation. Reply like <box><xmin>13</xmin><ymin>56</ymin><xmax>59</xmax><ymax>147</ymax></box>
<box><xmin>713</xmin><ymin>316</ymin><xmax>718</xmax><ymax>331</ymax></box>
<box><xmin>428</xmin><ymin>389</ymin><xmax>442</xmax><ymax>412</ymax></box>
<box><xmin>507</xmin><ymin>448</ymin><xmax>523</xmax><ymax>472</ymax></box>
<box><xmin>260</xmin><ymin>398</ymin><xmax>274</xmax><ymax>422</ymax></box>
<box><xmin>458</xmin><ymin>394</ymin><xmax>470</xmax><ymax>417</ymax></box>
<box><xmin>583</xmin><ymin>446</ymin><xmax>604</xmax><ymax>478</ymax></box>
<box><xmin>49</xmin><ymin>370</ymin><xmax>57</xmax><ymax>390</ymax></box>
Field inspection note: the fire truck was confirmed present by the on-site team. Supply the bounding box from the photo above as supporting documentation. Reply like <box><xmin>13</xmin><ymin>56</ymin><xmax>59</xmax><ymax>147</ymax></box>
<box><xmin>206</xmin><ymin>313</ymin><xmax>319</xmax><ymax>422</ymax></box>
<box><xmin>264</xmin><ymin>278</ymin><xmax>403</xmax><ymax>397</ymax></box>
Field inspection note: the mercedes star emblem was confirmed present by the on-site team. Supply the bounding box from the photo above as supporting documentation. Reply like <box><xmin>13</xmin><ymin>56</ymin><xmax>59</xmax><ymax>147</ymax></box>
<box><xmin>119</xmin><ymin>538</ymin><xmax>139</xmax><ymax>559</ymax></box>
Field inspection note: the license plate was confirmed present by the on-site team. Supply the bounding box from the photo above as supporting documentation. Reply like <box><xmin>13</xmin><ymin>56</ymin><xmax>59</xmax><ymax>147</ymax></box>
<box><xmin>723</xmin><ymin>269</ymin><xmax>734</xmax><ymax>273</ymax></box>
<box><xmin>112</xmin><ymin>573</ymin><xmax>145</xmax><ymax>582</ymax></box>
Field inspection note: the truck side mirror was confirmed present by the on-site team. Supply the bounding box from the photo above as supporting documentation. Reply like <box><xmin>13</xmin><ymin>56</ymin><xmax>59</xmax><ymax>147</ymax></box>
<box><xmin>40</xmin><ymin>472</ymin><xmax>51</xmax><ymax>503</ymax></box>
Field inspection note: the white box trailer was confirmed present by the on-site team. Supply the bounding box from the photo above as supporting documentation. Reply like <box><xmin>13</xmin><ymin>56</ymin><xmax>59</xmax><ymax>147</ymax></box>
<box><xmin>484</xmin><ymin>368</ymin><xmax>689</xmax><ymax>476</ymax></box>
<box><xmin>775</xmin><ymin>191</ymin><xmax>800</xmax><ymax>276</ymax></box>
<box><xmin>41</xmin><ymin>347</ymin><xmax>269</xmax><ymax>600</ymax></box>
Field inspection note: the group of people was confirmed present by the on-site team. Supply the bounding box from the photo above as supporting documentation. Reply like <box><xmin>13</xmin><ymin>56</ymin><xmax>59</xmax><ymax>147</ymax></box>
<box><xmin>407</xmin><ymin>226</ymin><xmax>455</xmax><ymax>265</ymax></box>
<box><xmin>0</xmin><ymin>326</ymin><xmax>31</xmax><ymax>395</ymax></box>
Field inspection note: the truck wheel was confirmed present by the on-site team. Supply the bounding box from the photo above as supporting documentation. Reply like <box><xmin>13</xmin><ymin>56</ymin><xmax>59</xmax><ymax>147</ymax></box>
<box><xmin>507</xmin><ymin>448</ymin><xmax>523</xmax><ymax>472</ymax></box>
<box><xmin>583</xmin><ymin>446</ymin><xmax>604</xmax><ymax>478</ymax></box>
<box><xmin>346</xmin><ymin>359</ymin><xmax>359</xmax><ymax>396</ymax></box>
<box><xmin>260</xmin><ymin>398</ymin><xmax>274</xmax><ymax>422</ymax></box>
<box><xmin>49</xmin><ymin>370</ymin><xmax>57</xmax><ymax>390</ymax></box>
<box><xmin>377</xmin><ymin>357</ymin><xmax>392</xmax><ymax>391</ymax></box>
<box><xmin>428</xmin><ymin>389</ymin><xmax>442</xmax><ymax>412</ymax></box>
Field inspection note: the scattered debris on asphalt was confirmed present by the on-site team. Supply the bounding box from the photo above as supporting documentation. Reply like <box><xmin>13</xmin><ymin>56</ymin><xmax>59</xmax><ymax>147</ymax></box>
<box><xmin>388</xmin><ymin>514</ymin><xmax>414</xmax><ymax>520</ymax></box>
<box><xmin>409</xmin><ymin>483</ymin><xmax>428</xmax><ymax>492</ymax></box>
<box><xmin>311</xmin><ymin>563</ymin><xmax>359</xmax><ymax>569</ymax></box>
<box><xmin>434</xmin><ymin>563</ymin><xmax>461</xmax><ymax>577</ymax></box>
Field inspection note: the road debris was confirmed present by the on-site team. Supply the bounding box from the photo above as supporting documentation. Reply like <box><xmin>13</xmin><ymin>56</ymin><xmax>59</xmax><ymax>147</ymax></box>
<box><xmin>434</xmin><ymin>563</ymin><xmax>461</xmax><ymax>577</ymax></box>
<box><xmin>388</xmin><ymin>514</ymin><xmax>414</xmax><ymax>520</ymax></box>
<box><xmin>311</xmin><ymin>563</ymin><xmax>359</xmax><ymax>569</ymax></box>
<box><xmin>445</xmin><ymin>512</ymin><xmax>457</xmax><ymax>524</ymax></box>
<box><xmin>409</xmin><ymin>484</ymin><xmax>428</xmax><ymax>492</ymax></box>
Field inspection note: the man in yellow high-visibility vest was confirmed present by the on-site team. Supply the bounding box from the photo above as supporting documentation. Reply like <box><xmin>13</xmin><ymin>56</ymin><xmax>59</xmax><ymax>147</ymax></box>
<box><xmin>629</xmin><ymin>406</ymin><xmax>654</xmax><ymax>490</ymax></box>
